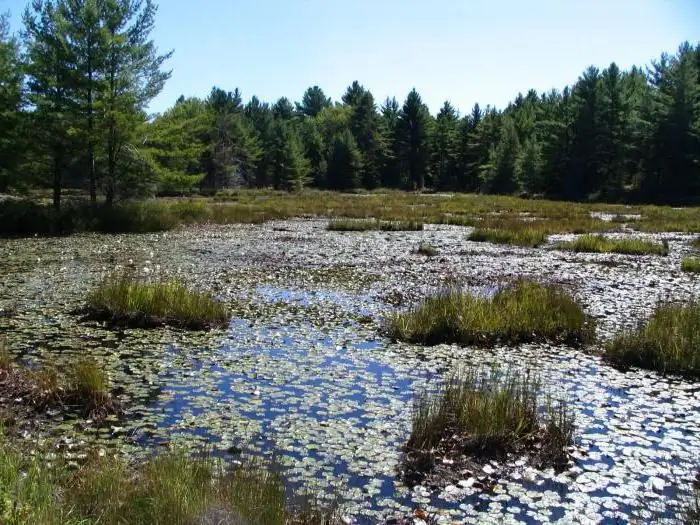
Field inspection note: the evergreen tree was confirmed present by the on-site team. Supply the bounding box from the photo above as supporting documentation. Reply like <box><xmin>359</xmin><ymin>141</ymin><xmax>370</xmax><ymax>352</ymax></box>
<box><xmin>0</xmin><ymin>13</ymin><xmax>23</xmax><ymax>192</ymax></box>
<box><xmin>341</xmin><ymin>80</ymin><xmax>366</xmax><ymax>107</ymax></box>
<box><xmin>268</xmin><ymin>120</ymin><xmax>309</xmax><ymax>191</ymax></box>
<box><xmin>296</xmin><ymin>85</ymin><xmax>331</xmax><ymax>117</ymax></box>
<box><xmin>431</xmin><ymin>101</ymin><xmax>459</xmax><ymax>190</ymax></box>
<box><xmin>397</xmin><ymin>89</ymin><xmax>432</xmax><ymax>190</ymax></box>
<box><xmin>299</xmin><ymin>118</ymin><xmax>327</xmax><ymax>187</ymax></box>
<box><xmin>481</xmin><ymin>116</ymin><xmax>520</xmax><ymax>194</ymax></box>
<box><xmin>272</xmin><ymin>97</ymin><xmax>295</xmax><ymax>120</ymax></box>
<box><xmin>326</xmin><ymin>129</ymin><xmax>361</xmax><ymax>190</ymax></box>
<box><xmin>379</xmin><ymin>97</ymin><xmax>401</xmax><ymax>188</ymax></box>
<box><xmin>350</xmin><ymin>90</ymin><xmax>385</xmax><ymax>189</ymax></box>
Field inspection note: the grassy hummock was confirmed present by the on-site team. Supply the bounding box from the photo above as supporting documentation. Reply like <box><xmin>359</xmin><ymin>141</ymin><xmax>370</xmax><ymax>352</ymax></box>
<box><xmin>556</xmin><ymin>234</ymin><xmax>669</xmax><ymax>256</ymax></box>
<box><xmin>401</xmin><ymin>366</ymin><xmax>574</xmax><ymax>487</ymax></box>
<box><xmin>386</xmin><ymin>279</ymin><xmax>594</xmax><ymax>347</ymax></box>
<box><xmin>86</xmin><ymin>276</ymin><xmax>229</xmax><ymax>330</ymax></box>
<box><xmin>327</xmin><ymin>218</ymin><xmax>423</xmax><ymax>232</ymax></box>
<box><xmin>681</xmin><ymin>257</ymin><xmax>700</xmax><ymax>274</ymax></box>
<box><xmin>0</xmin><ymin>446</ymin><xmax>339</xmax><ymax>525</ymax></box>
<box><xmin>604</xmin><ymin>301</ymin><xmax>700</xmax><ymax>376</ymax></box>
<box><xmin>415</xmin><ymin>243</ymin><xmax>438</xmax><ymax>256</ymax></box>
<box><xmin>468</xmin><ymin>227</ymin><xmax>547</xmax><ymax>247</ymax></box>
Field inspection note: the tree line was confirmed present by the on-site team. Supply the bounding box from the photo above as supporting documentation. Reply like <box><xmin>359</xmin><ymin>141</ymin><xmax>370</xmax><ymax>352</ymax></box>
<box><xmin>1</xmin><ymin>3</ymin><xmax>699</xmax><ymax>207</ymax></box>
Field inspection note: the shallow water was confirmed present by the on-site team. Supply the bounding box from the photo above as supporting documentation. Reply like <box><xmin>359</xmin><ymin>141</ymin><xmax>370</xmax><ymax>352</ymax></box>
<box><xmin>1</xmin><ymin>221</ymin><xmax>699</xmax><ymax>524</ymax></box>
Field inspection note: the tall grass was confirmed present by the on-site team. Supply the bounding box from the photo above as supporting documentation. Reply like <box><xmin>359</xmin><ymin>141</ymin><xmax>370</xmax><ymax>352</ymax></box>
<box><xmin>556</xmin><ymin>234</ymin><xmax>669</xmax><ymax>256</ymax></box>
<box><xmin>468</xmin><ymin>227</ymin><xmax>547</xmax><ymax>247</ymax></box>
<box><xmin>326</xmin><ymin>218</ymin><xmax>423</xmax><ymax>231</ymax></box>
<box><xmin>386</xmin><ymin>279</ymin><xmax>595</xmax><ymax>347</ymax></box>
<box><xmin>86</xmin><ymin>276</ymin><xmax>229</xmax><ymax>330</ymax></box>
<box><xmin>681</xmin><ymin>257</ymin><xmax>700</xmax><ymax>274</ymax></box>
<box><xmin>415</xmin><ymin>243</ymin><xmax>438</xmax><ymax>256</ymax></box>
<box><xmin>0</xmin><ymin>445</ymin><xmax>340</xmax><ymax>525</ymax></box>
<box><xmin>604</xmin><ymin>301</ymin><xmax>700</xmax><ymax>376</ymax></box>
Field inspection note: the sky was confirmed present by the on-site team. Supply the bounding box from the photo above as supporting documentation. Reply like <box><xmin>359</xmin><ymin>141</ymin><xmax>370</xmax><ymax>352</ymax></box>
<box><xmin>2</xmin><ymin>0</ymin><xmax>699</xmax><ymax>116</ymax></box>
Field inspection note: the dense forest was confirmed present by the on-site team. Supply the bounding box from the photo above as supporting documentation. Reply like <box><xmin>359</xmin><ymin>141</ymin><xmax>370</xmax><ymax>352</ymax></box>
<box><xmin>1</xmin><ymin>2</ymin><xmax>699</xmax><ymax>208</ymax></box>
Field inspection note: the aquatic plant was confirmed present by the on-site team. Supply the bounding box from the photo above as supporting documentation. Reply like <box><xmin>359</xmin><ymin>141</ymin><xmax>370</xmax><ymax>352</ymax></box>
<box><xmin>467</xmin><ymin>227</ymin><xmax>547</xmax><ymax>247</ymax></box>
<box><xmin>402</xmin><ymin>366</ymin><xmax>574</xmax><ymax>487</ymax></box>
<box><xmin>604</xmin><ymin>300</ymin><xmax>700</xmax><ymax>376</ymax></box>
<box><xmin>86</xmin><ymin>276</ymin><xmax>229</xmax><ymax>330</ymax></box>
<box><xmin>681</xmin><ymin>257</ymin><xmax>700</xmax><ymax>274</ymax></box>
<box><xmin>556</xmin><ymin>234</ymin><xmax>669</xmax><ymax>256</ymax></box>
<box><xmin>386</xmin><ymin>279</ymin><xmax>594</xmax><ymax>347</ymax></box>
<box><xmin>415</xmin><ymin>243</ymin><xmax>438</xmax><ymax>256</ymax></box>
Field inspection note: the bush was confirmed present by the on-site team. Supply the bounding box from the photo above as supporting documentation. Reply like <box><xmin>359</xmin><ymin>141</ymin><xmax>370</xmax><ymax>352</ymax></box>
<box><xmin>468</xmin><ymin>227</ymin><xmax>547</xmax><ymax>247</ymax></box>
<box><xmin>85</xmin><ymin>276</ymin><xmax>229</xmax><ymax>330</ymax></box>
<box><xmin>556</xmin><ymin>234</ymin><xmax>669</xmax><ymax>256</ymax></box>
<box><xmin>604</xmin><ymin>301</ymin><xmax>700</xmax><ymax>376</ymax></box>
<box><xmin>386</xmin><ymin>279</ymin><xmax>594</xmax><ymax>347</ymax></box>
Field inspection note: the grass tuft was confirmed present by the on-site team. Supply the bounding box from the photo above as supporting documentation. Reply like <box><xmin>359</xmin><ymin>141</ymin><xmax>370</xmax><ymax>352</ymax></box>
<box><xmin>681</xmin><ymin>257</ymin><xmax>700</xmax><ymax>274</ymax></box>
<box><xmin>402</xmin><ymin>366</ymin><xmax>574</xmax><ymax>487</ymax></box>
<box><xmin>415</xmin><ymin>243</ymin><xmax>438</xmax><ymax>257</ymax></box>
<box><xmin>386</xmin><ymin>279</ymin><xmax>594</xmax><ymax>347</ymax></box>
<box><xmin>468</xmin><ymin>227</ymin><xmax>547</xmax><ymax>247</ymax></box>
<box><xmin>86</xmin><ymin>276</ymin><xmax>229</xmax><ymax>330</ymax></box>
<box><xmin>327</xmin><ymin>218</ymin><xmax>423</xmax><ymax>232</ymax></box>
<box><xmin>557</xmin><ymin>234</ymin><xmax>669</xmax><ymax>256</ymax></box>
<box><xmin>604</xmin><ymin>300</ymin><xmax>700</xmax><ymax>376</ymax></box>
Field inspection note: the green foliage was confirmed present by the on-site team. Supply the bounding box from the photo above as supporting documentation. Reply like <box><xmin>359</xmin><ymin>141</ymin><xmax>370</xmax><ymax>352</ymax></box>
<box><xmin>556</xmin><ymin>234</ymin><xmax>669</xmax><ymax>255</ymax></box>
<box><xmin>327</xmin><ymin>218</ymin><xmax>423</xmax><ymax>232</ymax></box>
<box><xmin>326</xmin><ymin>129</ymin><xmax>362</xmax><ymax>190</ymax></box>
<box><xmin>604</xmin><ymin>300</ymin><xmax>700</xmax><ymax>376</ymax></box>
<box><xmin>397</xmin><ymin>89</ymin><xmax>433</xmax><ymax>189</ymax></box>
<box><xmin>681</xmin><ymin>257</ymin><xmax>700</xmax><ymax>273</ymax></box>
<box><xmin>386</xmin><ymin>279</ymin><xmax>594</xmax><ymax>347</ymax></box>
<box><xmin>468</xmin><ymin>227</ymin><xmax>547</xmax><ymax>247</ymax></box>
<box><xmin>0</xmin><ymin>13</ymin><xmax>23</xmax><ymax>192</ymax></box>
<box><xmin>415</xmin><ymin>243</ymin><xmax>438</xmax><ymax>256</ymax></box>
<box><xmin>86</xmin><ymin>275</ymin><xmax>229</xmax><ymax>330</ymax></box>
<box><xmin>297</xmin><ymin>85</ymin><xmax>332</xmax><ymax>117</ymax></box>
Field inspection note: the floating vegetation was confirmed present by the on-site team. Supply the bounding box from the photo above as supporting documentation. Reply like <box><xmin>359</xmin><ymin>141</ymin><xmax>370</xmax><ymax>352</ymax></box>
<box><xmin>415</xmin><ymin>243</ymin><xmax>438</xmax><ymax>257</ymax></box>
<box><xmin>386</xmin><ymin>279</ymin><xmax>595</xmax><ymax>347</ymax></box>
<box><xmin>0</xmin><ymin>445</ymin><xmax>340</xmax><ymax>525</ymax></box>
<box><xmin>604</xmin><ymin>300</ymin><xmax>700</xmax><ymax>376</ymax></box>
<box><xmin>682</xmin><ymin>257</ymin><xmax>700</xmax><ymax>274</ymax></box>
<box><xmin>0</xmin><ymin>355</ymin><xmax>120</xmax><ymax>419</ymax></box>
<box><xmin>85</xmin><ymin>276</ymin><xmax>229</xmax><ymax>330</ymax></box>
<box><xmin>468</xmin><ymin>227</ymin><xmax>547</xmax><ymax>247</ymax></box>
<box><xmin>556</xmin><ymin>234</ymin><xmax>669</xmax><ymax>256</ymax></box>
<box><xmin>327</xmin><ymin>218</ymin><xmax>423</xmax><ymax>232</ymax></box>
<box><xmin>401</xmin><ymin>366</ymin><xmax>574</xmax><ymax>488</ymax></box>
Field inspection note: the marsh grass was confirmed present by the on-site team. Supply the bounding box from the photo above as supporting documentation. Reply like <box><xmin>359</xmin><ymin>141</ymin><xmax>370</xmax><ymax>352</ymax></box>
<box><xmin>691</xmin><ymin>236</ymin><xmax>700</xmax><ymax>250</ymax></box>
<box><xmin>416</xmin><ymin>244</ymin><xmax>438</xmax><ymax>256</ymax></box>
<box><xmin>86</xmin><ymin>276</ymin><xmax>229</xmax><ymax>330</ymax></box>
<box><xmin>604</xmin><ymin>301</ymin><xmax>700</xmax><ymax>376</ymax></box>
<box><xmin>0</xmin><ymin>445</ymin><xmax>340</xmax><ymax>525</ymax></box>
<box><xmin>402</xmin><ymin>366</ymin><xmax>574</xmax><ymax>486</ymax></box>
<box><xmin>682</xmin><ymin>258</ymin><xmax>700</xmax><ymax>274</ymax></box>
<box><xmin>386</xmin><ymin>279</ymin><xmax>594</xmax><ymax>347</ymax></box>
<box><xmin>326</xmin><ymin>218</ymin><xmax>423</xmax><ymax>231</ymax></box>
<box><xmin>557</xmin><ymin>234</ymin><xmax>669</xmax><ymax>256</ymax></box>
<box><xmin>468</xmin><ymin>227</ymin><xmax>547</xmax><ymax>247</ymax></box>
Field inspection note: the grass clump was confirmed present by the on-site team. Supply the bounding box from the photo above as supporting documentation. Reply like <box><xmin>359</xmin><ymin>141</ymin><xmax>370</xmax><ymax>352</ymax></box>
<box><xmin>604</xmin><ymin>300</ymin><xmax>700</xmax><ymax>376</ymax></box>
<box><xmin>682</xmin><ymin>258</ymin><xmax>700</xmax><ymax>274</ymax></box>
<box><xmin>327</xmin><ymin>218</ymin><xmax>423</xmax><ymax>232</ymax></box>
<box><xmin>378</xmin><ymin>220</ymin><xmax>423</xmax><ymax>231</ymax></box>
<box><xmin>0</xmin><ymin>445</ymin><xmax>340</xmax><ymax>525</ymax></box>
<box><xmin>386</xmin><ymin>279</ymin><xmax>594</xmax><ymax>347</ymax></box>
<box><xmin>415</xmin><ymin>243</ymin><xmax>438</xmax><ymax>257</ymax></box>
<box><xmin>557</xmin><ymin>234</ymin><xmax>669</xmax><ymax>256</ymax></box>
<box><xmin>402</xmin><ymin>366</ymin><xmax>574</xmax><ymax>487</ymax></box>
<box><xmin>468</xmin><ymin>227</ymin><xmax>547</xmax><ymax>247</ymax></box>
<box><xmin>86</xmin><ymin>276</ymin><xmax>229</xmax><ymax>330</ymax></box>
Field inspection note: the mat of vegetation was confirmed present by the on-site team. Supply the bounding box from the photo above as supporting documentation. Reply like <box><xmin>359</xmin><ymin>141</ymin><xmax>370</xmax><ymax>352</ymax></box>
<box><xmin>0</xmin><ymin>445</ymin><xmax>339</xmax><ymax>525</ymax></box>
<box><xmin>400</xmin><ymin>367</ymin><xmax>574</xmax><ymax>489</ymax></box>
<box><xmin>84</xmin><ymin>276</ymin><xmax>229</xmax><ymax>330</ymax></box>
<box><xmin>556</xmin><ymin>234</ymin><xmax>669</xmax><ymax>256</ymax></box>
<box><xmin>681</xmin><ymin>258</ymin><xmax>700</xmax><ymax>274</ymax></box>
<box><xmin>467</xmin><ymin>227</ymin><xmax>547</xmax><ymax>247</ymax></box>
<box><xmin>604</xmin><ymin>301</ymin><xmax>700</xmax><ymax>376</ymax></box>
<box><xmin>386</xmin><ymin>280</ymin><xmax>595</xmax><ymax>347</ymax></box>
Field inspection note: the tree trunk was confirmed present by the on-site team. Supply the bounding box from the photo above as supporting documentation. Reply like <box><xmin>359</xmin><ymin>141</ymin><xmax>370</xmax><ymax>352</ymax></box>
<box><xmin>52</xmin><ymin>153</ymin><xmax>62</xmax><ymax>211</ymax></box>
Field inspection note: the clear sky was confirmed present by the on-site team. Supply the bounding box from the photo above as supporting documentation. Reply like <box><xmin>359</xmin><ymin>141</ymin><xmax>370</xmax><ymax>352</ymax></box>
<box><xmin>2</xmin><ymin>0</ymin><xmax>699</xmax><ymax>115</ymax></box>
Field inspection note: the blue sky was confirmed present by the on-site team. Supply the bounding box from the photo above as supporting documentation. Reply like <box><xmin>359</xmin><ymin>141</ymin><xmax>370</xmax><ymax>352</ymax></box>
<box><xmin>2</xmin><ymin>0</ymin><xmax>699</xmax><ymax>115</ymax></box>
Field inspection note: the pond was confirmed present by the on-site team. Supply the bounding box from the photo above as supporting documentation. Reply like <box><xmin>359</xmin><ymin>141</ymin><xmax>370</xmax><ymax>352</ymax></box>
<box><xmin>1</xmin><ymin>220</ymin><xmax>699</xmax><ymax>524</ymax></box>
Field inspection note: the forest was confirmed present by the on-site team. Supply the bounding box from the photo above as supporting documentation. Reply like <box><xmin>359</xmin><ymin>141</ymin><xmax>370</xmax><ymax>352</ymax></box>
<box><xmin>1</xmin><ymin>1</ymin><xmax>699</xmax><ymax>208</ymax></box>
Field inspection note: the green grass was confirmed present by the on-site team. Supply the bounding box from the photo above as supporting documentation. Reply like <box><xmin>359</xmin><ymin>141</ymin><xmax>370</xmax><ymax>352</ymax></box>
<box><xmin>468</xmin><ymin>227</ymin><xmax>548</xmax><ymax>247</ymax></box>
<box><xmin>0</xmin><ymin>445</ymin><xmax>339</xmax><ymax>525</ymax></box>
<box><xmin>386</xmin><ymin>279</ymin><xmax>595</xmax><ymax>347</ymax></box>
<box><xmin>326</xmin><ymin>218</ymin><xmax>423</xmax><ymax>231</ymax></box>
<box><xmin>556</xmin><ymin>234</ymin><xmax>669</xmax><ymax>256</ymax></box>
<box><xmin>86</xmin><ymin>276</ymin><xmax>229</xmax><ymax>330</ymax></box>
<box><xmin>682</xmin><ymin>257</ymin><xmax>700</xmax><ymax>273</ymax></box>
<box><xmin>604</xmin><ymin>301</ymin><xmax>700</xmax><ymax>376</ymax></box>
<box><xmin>692</xmin><ymin>236</ymin><xmax>700</xmax><ymax>250</ymax></box>
<box><xmin>402</xmin><ymin>366</ymin><xmax>574</xmax><ymax>485</ymax></box>
<box><xmin>415</xmin><ymin>243</ymin><xmax>438</xmax><ymax>256</ymax></box>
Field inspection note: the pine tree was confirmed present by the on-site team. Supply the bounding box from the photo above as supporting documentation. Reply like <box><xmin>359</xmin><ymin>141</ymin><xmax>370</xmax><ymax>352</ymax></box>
<box><xmin>481</xmin><ymin>116</ymin><xmax>520</xmax><ymax>194</ymax></box>
<box><xmin>342</xmin><ymin>80</ymin><xmax>366</xmax><ymax>107</ymax></box>
<box><xmin>431</xmin><ymin>101</ymin><xmax>459</xmax><ymax>190</ymax></box>
<box><xmin>296</xmin><ymin>85</ymin><xmax>331</xmax><ymax>117</ymax></box>
<box><xmin>272</xmin><ymin>97</ymin><xmax>295</xmax><ymax>120</ymax></box>
<box><xmin>397</xmin><ymin>89</ymin><xmax>432</xmax><ymax>190</ymax></box>
<box><xmin>379</xmin><ymin>97</ymin><xmax>401</xmax><ymax>188</ymax></box>
<box><xmin>0</xmin><ymin>13</ymin><xmax>23</xmax><ymax>192</ymax></box>
<box><xmin>268</xmin><ymin>121</ymin><xmax>309</xmax><ymax>191</ymax></box>
<box><xmin>326</xmin><ymin>129</ymin><xmax>362</xmax><ymax>190</ymax></box>
<box><xmin>350</xmin><ymin>90</ymin><xmax>385</xmax><ymax>189</ymax></box>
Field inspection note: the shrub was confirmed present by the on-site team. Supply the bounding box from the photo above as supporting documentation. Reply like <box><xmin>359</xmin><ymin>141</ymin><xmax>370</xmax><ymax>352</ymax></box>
<box><xmin>386</xmin><ymin>279</ymin><xmax>594</xmax><ymax>347</ymax></box>
<box><xmin>681</xmin><ymin>258</ymin><xmax>700</xmax><ymax>274</ymax></box>
<box><xmin>556</xmin><ymin>234</ymin><xmax>669</xmax><ymax>256</ymax></box>
<box><xmin>604</xmin><ymin>301</ymin><xmax>700</xmax><ymax>376</ymax></box>
<box><xmin>86</xmin><ymin>276</ymin><xmax>229</xmax><ymax>330</ymax></box>
<box><xmin>468</xmin><ymin>227</ymin><xmax>547</xmax><ymax>247</ymax></box>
